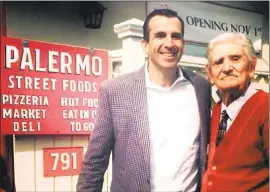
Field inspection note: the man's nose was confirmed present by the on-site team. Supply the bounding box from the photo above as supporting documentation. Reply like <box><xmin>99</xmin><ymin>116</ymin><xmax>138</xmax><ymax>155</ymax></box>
<box><xmin>164</xmin><ymin>36</ymin><xmax>174</xmax><ymax>47</ymax></box>
<box><xmin>223</xmin><ymin>59</ymin><xmax>233</xmax><ymax>72</ymax></box>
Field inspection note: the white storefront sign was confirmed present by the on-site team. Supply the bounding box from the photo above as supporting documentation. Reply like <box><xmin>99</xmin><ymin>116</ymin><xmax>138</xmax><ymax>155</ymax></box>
<box><xmin>147</xmin><ymin>2</ymin><xmax>263</xmax><ymax>51</ymax></box>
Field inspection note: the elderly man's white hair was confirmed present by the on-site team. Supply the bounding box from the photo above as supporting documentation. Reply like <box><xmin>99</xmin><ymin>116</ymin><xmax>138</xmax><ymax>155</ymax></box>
<box><xmin>206</xmin><ymin>32</ymin><xmax>256</xmax><ymax>64</ymax></box>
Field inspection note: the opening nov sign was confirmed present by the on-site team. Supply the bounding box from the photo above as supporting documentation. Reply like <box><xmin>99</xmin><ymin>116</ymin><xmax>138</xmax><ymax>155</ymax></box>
<box><xmin>0</xmin><ymin>37</ymin><xmax>108</xmax><ymax>135</ymax></box>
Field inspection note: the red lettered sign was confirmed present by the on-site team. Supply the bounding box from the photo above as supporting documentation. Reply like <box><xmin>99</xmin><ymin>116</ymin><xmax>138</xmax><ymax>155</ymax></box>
<box><xmin>43</xmin><ymin>147</ymin><xmax>83</xmax><ymax>177</ymax></box>
<box><xmin>1</xmin><ymin>37</ymin><xmax>108</xmax><ymax>134</ymax></box>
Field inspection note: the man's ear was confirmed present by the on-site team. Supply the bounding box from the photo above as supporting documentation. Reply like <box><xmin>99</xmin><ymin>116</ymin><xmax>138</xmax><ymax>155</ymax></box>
<box><xmin>205</xmin><ymin>64</ymin><xmax>214</xmax><ymax>84</ymax></box>
<box><xmin>141</xmin><ymin>39</ymin><xmax>149</xmax><ymax>54</ymax></box>
<box><xmin>248</xmin><ymin>56</ymin><xmax>257</xmax><ymax>79</ymax></box>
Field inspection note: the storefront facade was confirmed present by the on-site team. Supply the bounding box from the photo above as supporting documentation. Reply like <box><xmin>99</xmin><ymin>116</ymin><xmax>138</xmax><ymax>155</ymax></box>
<box><xmin>1</xmin><ymin>1</ymin><xmax>269</xmax><ymax>191</ymax></box>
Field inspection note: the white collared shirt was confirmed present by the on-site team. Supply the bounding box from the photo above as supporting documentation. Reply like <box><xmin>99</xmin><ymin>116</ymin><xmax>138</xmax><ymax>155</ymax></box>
<box><xmin>145</xmin><ymin>65</ymin><xmax>201</xmax><ymax>192</ymax></box>
<box><xmin>221</xmin><ymin>84</ymin><xmax>258</xmax><ymax>130</ymax></box>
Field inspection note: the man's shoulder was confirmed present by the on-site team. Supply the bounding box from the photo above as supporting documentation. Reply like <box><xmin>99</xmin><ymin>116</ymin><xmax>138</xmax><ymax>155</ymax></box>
<box><xmin>181</xmin><ymin>67</ymin><xmax>211</xmax><ymax>86</ymax></box>
<box><xmin>100</xmin><ymin>70</ymin><xmax>139</xmax><ymax>90</ymax></box>
<box><xmin>257</xmin><ymin>90</ymin><xmax>269</xmax><ymax>100</ymax></box>
<box><xmin>181</xmin><ymin>67</ymin><xmax>212</xmax><ymax>92</ymax></box>
<box><xmin>254</xmin><ymin>90</ymin><xmax>269</xmax><ymax>109</ymax></box>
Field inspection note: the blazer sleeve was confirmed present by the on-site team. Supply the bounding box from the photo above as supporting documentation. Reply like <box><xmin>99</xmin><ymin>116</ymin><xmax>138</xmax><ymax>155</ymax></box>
<box><xmin>208</xmin><ymin>82</ymin><xmax>212</xmax><ymax>135</ymax></box>
<box><xmin>77</xmin><ymin>83</ymin><xmax>114</xmax><ymax>192</ymax></box>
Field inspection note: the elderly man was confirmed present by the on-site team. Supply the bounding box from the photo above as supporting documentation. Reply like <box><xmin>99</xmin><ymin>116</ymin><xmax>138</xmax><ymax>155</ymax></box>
<box><xmin>202</xmin><ymin>33</ymin><xmax>269</xmax><ymax>192</ymax></box>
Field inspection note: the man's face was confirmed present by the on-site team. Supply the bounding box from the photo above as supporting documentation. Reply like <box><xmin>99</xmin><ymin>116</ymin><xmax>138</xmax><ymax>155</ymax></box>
<box><xmin>207</xmin><ymin>43</ymin><xmax>256</xmax><ymax>92</ymax></box>
<box><xmin>142</xmin><ymin>15</ymin><xmax>184</xmax><ymax>70</ymax></box>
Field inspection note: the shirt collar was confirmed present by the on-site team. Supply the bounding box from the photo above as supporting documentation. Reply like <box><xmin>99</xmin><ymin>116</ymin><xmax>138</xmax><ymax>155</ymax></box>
<box><xmin>145</xmin><ymin>63</ymin><xmax>187</xmax><ymax>91</ymax></box>
<box><xmin>221</xmin><ymin>84</ymin><xmax>258</xmax><ymax>120</ymax></box>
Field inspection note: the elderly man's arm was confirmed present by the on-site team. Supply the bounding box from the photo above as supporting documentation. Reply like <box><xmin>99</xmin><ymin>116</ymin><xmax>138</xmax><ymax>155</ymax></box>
<box><xmin>262</xmin><ymin>115</ymin><xmax>269</xmax><ymax>161</ymax></box>
<box><xmin>77</xmin><ymin>84</ymin><xmax>114</xmax><ymax>192</ymax></box>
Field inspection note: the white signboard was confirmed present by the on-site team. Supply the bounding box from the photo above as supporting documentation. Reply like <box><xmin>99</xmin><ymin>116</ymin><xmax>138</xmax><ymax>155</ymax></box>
<box><xmin>147</xmin><ymin>2</ymin><xmax>263</xmax><ymax>51</ymax></box>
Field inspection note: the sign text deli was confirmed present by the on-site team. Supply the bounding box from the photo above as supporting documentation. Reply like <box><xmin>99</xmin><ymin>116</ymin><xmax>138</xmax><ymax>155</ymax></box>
<box><xmin>1</xmin><ymin>37</ymin><xmax>108</xmax><ymax>135</ymax></box>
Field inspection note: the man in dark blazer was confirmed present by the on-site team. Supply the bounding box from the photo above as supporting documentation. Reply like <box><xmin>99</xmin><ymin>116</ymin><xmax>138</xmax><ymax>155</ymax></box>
<box><xmin>77</xmin><ymin>8</ymin><xmax>211</xmax><ymax>192</ymax></box>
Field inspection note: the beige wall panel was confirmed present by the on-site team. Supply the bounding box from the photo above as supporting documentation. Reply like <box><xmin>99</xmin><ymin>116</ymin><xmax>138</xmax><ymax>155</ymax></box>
<box><xmin>54</xmin><ymin>136</ymin><xmax>72</xmax><ymax>192</ymax></box>
<box><xmin>35</xmin><ymin>137</ymin><xmax>54</xmax><ymax>191</ymax></box>
<box><xmin>14</xmin><ymin>137</ymin><xmax>36</xmax><ymax>191</ymax></box>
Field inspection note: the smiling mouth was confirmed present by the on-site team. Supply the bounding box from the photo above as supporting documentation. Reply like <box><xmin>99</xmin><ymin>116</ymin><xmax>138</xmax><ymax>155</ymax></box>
<box><xmin>160</xmin><ymin>52</ymin><xmax>176</xmax><ymax>57</ymax></box>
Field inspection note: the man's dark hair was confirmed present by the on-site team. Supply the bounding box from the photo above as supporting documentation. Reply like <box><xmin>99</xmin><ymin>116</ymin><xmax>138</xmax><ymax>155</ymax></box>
<box><xmin>143</xmin><ymin>9</ymin><xmax>185</xmax><ymax>42</ymax></box>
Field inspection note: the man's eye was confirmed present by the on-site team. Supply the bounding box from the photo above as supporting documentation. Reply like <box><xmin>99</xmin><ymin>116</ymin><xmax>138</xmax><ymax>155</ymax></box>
<box><xmin>229</xmin><ymin>55</ymin><xmax>241</xmax><ymax>61</ymax></box>
<box><xmin>231</xmin><ymin>57</ymin><xmax>240</xmax><ymax>61</ymax></box>
<box><xmin>172</xmin><ymin>34</ymin><xmax>182</xmax><ymax>39</ymax></box>
<box><xmin>214</xmin><ymin>59</ymin><xmax>223</xmax><ymax>65</ymax></box>
<box><xmin>155</xmin><ymin>34</ymin><xmax>165</xmax><ymax>38</ymax></box>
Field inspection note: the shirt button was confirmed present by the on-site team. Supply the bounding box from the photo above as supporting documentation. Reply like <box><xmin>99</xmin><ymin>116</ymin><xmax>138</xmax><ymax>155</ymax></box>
<box><xmin>208</xmin><ymin>181</ymin><xmax>213</xmax><ymax>186</ymax></box>
<box><xmin>212</xmin><ymin>166</ymin><xmax>217</xmax><ymax>170</ymax></box>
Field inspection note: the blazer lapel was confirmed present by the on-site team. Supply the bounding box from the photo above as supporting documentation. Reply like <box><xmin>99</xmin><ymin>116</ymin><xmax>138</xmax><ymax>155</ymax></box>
<box><xmin>131</xmin><ymin>66</ymin><xmax>151</xmax><ymax>179</ymax></box>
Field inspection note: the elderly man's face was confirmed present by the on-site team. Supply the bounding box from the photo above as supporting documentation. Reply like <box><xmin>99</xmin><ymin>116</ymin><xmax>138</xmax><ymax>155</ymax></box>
<box><xmin>207</xmin><ymin>43</ymin><xmax>256</xmax><ymax>92</ymax></box>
